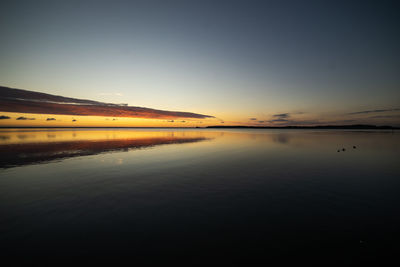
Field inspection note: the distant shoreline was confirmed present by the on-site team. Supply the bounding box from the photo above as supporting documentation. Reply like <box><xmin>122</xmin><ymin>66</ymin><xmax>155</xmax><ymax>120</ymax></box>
<box><xmin>0</xmin><ymin>124</ymin><xmax>398</xmax><ymax>129</ymax></box>
<box><xmin>206</xmin><ymin>125</ymin><xmax>399</xmax><ymax>129</ymax></box>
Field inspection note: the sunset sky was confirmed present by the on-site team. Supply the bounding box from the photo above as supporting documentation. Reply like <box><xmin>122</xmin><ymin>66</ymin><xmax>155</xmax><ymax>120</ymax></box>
<box><xmin>1</xmin><ymin>0</ymin><xmax>399</xmax><ymax>127</ymax></box>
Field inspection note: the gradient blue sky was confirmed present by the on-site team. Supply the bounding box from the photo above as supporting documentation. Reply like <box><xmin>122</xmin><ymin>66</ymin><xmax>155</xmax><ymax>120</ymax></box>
<box><xmin>1</xmin><ymin>0</ymin><xmax>399</xmax><ymax>126</ymax></box>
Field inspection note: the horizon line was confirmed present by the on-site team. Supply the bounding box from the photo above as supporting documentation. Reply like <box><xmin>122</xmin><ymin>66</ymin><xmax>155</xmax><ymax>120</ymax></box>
<box><xmin>0</xmin><ymin>124</ymin><xmax>399</xmax><ymax>130</ymax></box>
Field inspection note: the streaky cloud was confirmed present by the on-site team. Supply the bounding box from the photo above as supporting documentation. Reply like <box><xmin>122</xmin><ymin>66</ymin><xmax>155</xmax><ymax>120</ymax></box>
<box><xmin>273</xmin><ymin>113</ymin><xmax>290</xmax><ymax>118</ymax></box>
<box><xmin>0</xmin><ymin>86</ymin><xmax>214</xmax><ymax>120</ymax></box>
<box><xmin>368</xmin><ymin>115</ymin><xmax>400</xmax><ymax>119</ymax></box>
<box><xmin>267</xmin><ymin>118</ymin><xmax>322</xmax><ymax>125</ymax></box>
<box><xmin>347</xmin><ymin>108</ymin><xmax>400</xmax><ymax>115</ymax></box>
<box><xmin>16</xmin><ymin>116</ymin><xmax>35</xmax><ymax>120</ymax></box>
<box><xmin>0</xmin><ymin>115</ymin><xmax>11</xmax><ymax>119</ymax></box>
<box><xmin>268</xmin><ymin>118</ymin><xmax>289</xmax><ymax>123</ymax></box>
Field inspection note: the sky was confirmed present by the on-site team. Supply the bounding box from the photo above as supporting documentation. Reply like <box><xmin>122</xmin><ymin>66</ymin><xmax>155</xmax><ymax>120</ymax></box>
<box><xmin>0</xmin><ymin>0</ymin><xmax>399</xmax><ymax>127</ymax></box>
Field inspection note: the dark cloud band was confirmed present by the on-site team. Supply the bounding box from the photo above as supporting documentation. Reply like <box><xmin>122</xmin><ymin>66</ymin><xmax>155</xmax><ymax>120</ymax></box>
<box><xmin>0</xmin><ymin>86</ymin><xmax>214</xmax><ymax>120</ymax></box>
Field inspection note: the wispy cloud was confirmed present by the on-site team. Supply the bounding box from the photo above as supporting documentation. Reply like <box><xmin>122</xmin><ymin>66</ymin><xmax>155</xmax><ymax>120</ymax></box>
<box><xmin>268</xmin><ymin>118</ymin><xmax>289</xmax><ymax>123</ymax></box>
<box><xmin>273</xmin><ymin>113</ymin><xmax>290</xmax><ymax>118</ymax></box>
<box><xmin>267</xmin><ymin>117</ymin><xmax>325</xmax><ymax>126</ymax></box>
<box><xmin>0</xmin><ymin>115</ymin><xmax>10</xmax><ymax>119</ymax></box>
<box><xmin>346</xmin><ymin>108</ymin><xmax>400</xmax><ymax>115</ymax></box>
<box><xmin>368</xmin><ymin>115</ymin><xmax>400</xmax><ymax>119</ymax></box>
<box><xmin>0</xmin><ymin>86</ymin><xmax>214</xmax><ymax>120</ymax></box>
<box><xmin>266</xmin><ymin>112</ymin><xmax>328</xmax><ymax>126</ymax></box>
<box><xmin>249</xmin><ymin>118</ymin><xmax>257</xmax><ymax>120</ymax></box>
<box><xmin>16</xmin><ymin>116</ymin><xmax>35</xmax><ymax>120</ymax></box>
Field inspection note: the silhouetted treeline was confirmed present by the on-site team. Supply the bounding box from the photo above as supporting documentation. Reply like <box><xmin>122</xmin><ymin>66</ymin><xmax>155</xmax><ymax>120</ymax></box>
<box><xmin>207</xmin><ymin>125</ymin><xmax>398</xmax><ymax>129</ymax></box>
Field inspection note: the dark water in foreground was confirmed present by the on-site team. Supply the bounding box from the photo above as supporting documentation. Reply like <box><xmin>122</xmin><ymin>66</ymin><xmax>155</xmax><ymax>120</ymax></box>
<box><xmin>0</xmin><ymin>128</ymin><xmax>399</xmax><ymax>264</ymax></box>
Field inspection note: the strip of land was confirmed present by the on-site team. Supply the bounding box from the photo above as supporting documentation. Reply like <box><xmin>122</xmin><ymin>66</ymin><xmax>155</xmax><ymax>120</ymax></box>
<box><xmin>0</xmin><ymin>124</ymin><xmax>398</xmax><ymax>129</ymax></box>
<box><xmin>206</xmin><ymin>125</ymin><xmax>398</xmax><ymax>129</ymax></box>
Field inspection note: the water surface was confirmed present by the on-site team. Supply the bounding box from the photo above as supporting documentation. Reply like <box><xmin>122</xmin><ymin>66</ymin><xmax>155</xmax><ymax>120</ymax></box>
<box><xmin>0</xmin><ymin>128</ymin><xmax>399</xmax><ymax>263</ymax></box>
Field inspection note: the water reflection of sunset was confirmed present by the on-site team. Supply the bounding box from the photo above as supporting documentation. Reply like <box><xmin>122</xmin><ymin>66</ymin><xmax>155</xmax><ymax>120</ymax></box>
<box><xmin>2</xmin><ymin>128</ymin><xmax>398</xmax><ymax>169</ymax></box>
<box><xmin>0</xmin><ymin>130</ymin><xmax>214</xmax><ymax>168</ymax></box>
<box><xmin>0</xmin><ymin>129</ymin><xmax>216</xmax><ymax>144</ymax></box>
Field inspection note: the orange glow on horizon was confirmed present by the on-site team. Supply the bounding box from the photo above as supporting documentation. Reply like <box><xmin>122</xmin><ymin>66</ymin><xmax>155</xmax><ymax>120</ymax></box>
<box><xmin>0</xmin><ymin>112</ymin><xmax>218</xmax><ymax>127</ymax></box>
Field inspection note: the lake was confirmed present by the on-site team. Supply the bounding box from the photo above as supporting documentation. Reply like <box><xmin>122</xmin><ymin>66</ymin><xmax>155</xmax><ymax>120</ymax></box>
<box><xmin>0</xmin><ymin>128</ymin><xmax>399</xmax><ymax>264</ymax></box>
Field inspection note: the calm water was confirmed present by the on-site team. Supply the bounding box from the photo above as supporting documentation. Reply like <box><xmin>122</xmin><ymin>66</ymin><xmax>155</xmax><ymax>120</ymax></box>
<box><xmin>0</xmin><ymin>128</ymin><xmax>399</xmax><ymax>264</ymax></box>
